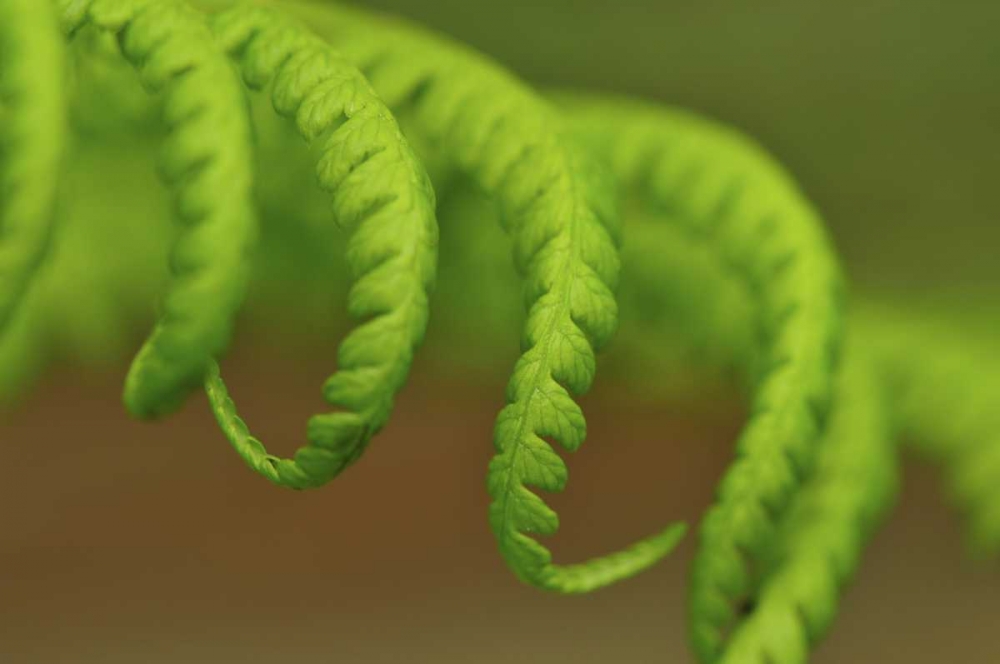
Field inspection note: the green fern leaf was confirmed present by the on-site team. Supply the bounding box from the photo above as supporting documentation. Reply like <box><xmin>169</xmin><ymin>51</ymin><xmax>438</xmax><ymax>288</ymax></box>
<box><xmin>861</xmin><ymin>304</ymin><xmax>1000</xmax><ymax>554</ymax></box>
<box><xmin>203</xmin><ymin>4</ymin><xmax>438</xmax><ymax>489</ymax></box>
<box><xmin>719</xmin><ymin>343</ymin><xmax>898</xmax><ymax>664</ymax></box>
<box><xmin>284</xmin><ymin>1</ymin><xmax>688</xmax><ymax>591</ymax></box>
<box><xmin>60</xmin><ymin>0</ymin><xmax>258</xmax><ymax>418</ymax></box>
<box><xmin>559</xmin><ymin>94</ymin><xmax>845</xmax><ymax>658</ymax></box>
<box><xmin>0</xmin><ymin>1</ymin><xmax>67</xmax><ymax>338</ymax></box>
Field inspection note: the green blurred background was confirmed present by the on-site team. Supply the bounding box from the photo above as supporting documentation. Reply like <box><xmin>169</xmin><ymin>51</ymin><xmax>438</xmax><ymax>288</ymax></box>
<box><xmin>2</xmin><ymin>1</ymin><xmax>998</xmax><ymax>662</ymax></box>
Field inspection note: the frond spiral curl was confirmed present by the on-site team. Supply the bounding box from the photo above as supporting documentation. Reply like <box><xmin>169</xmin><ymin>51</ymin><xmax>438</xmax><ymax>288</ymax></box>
<box><xmin>602</xmin><ymin>202</ymin><xmax>898</xmax><ymax>664</ymax></box>
<box><xmin>203</xmin><ymin>4</ymin><xmax>438</xmax><ymax>489</ymax></box>
<box><xmin>550</xmin><ymin>98</ymin><xmax>899</xmax><ymax>662</ymax></box>
<box><xmin>719</xmin><ymin>343</ymin><xmax>898</xmax><ymax>664</ymax></box>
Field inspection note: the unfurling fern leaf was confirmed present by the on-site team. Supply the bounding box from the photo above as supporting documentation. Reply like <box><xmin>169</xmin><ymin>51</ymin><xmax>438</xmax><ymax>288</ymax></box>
<box><xmin>59</xmin><ymin>0</ymin><xmax>258</xmax><ymax>418</ymax></box>
<box><xmin>861</xmin><ymin>306</ymin><xmax>1000</xmax><ymax>554</ymax></box>
<box><xmin>609</xmin><ymin>212</ymin><xmax>900</xmax><ymax>664</ymax></box>
<box><xmin>0</xmin><ymin>1</ymin><xmax>67</xmax><ymax>338</ymax></box>
<box><xmin>559</xmin><ymin>95</ymin><xmax>845</xmax><ymax>659</ymax></box>
<box><xmin>203</xmin><ymin>4</ymin><xmax>438</xmax><ymax>489</ymax></box>
<box><xmin>718</xmin><ymin>344</ymin><xmax>898</xmax><ymax>664</ymax></box>
<box><xmin>558</xmin><ymin>113</ymin><xmax>897</xmax><ymax>662</ymax></box>
<box><xmin>291</xmin><ymin>1</ymin><xmax>686</xmax><ymax>592</ymax></box>
<box><xmin>615</xmin><ymin>214</ymin><xmax>761</xmax><ymax>387</ymax></box>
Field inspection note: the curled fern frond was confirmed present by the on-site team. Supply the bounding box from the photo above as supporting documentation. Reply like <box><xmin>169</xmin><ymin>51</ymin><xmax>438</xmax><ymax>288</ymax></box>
<box><xmin>564</xmin><ymin>129</ymin><xmax>896</xmax><ymax>662</ymax></box>
<box><xmin>594</xmin><ymin>187</ymin><xmax>898</xmax><ymax>662</ymax></box>
<box><xmin>861</xmin><ymin>305</ymin><xmax>1000</xmax><ymax>554</ymax></box>
<box><xmin>287</xmin><ymin>2</ymin><xmax>687</xmax><ymax>592</ymax></box>
<box><xmin>203</xmin><ymin>4</ymin><xmax>438</xmax><ymax>489</ymax></box>
<box><xmin>60</xmin><ymin>0</ymin><xmax>258</xmax><ymax>418</ymax></box>
<box><xmin>0</xmin><ymin>1</ymin><xmax>67</xmax><ymax>337</ymax></box>
<box><xmin>2</xmin><ymin>1</ymin><xmax>992</xmax><ymax>658</ymax></box>
<box><xmin>559</xmin><ymin>95</ymin><xmax>845</xmax><ymax>657</ymax></box>
<box><xmin>719</xmin><ymin>344</ymin><xmax>898</xmax><ymax>664</ymax></box>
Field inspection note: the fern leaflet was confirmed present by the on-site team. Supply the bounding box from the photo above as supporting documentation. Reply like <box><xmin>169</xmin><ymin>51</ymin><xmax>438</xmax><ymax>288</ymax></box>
<box><xmin>203</xmin><ymin>4</ymin><xmax>438</xmax><ymax>489</ymax></box>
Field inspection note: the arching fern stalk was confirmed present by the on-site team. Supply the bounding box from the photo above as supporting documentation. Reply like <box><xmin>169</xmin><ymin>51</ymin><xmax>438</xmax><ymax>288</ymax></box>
<box><xmin>204</xmin><ymin>4</ymin><xmax>438</xmax><ymax>489</ymax></box>
<box><xmin>286</xmin><ymin>0</ymin><xmax>686</xmax><ymax>592</ymax></box>
<box><xmin>559</xmin><ymin>95</ymin><xmax>845</xmax><ymax>660</ymax></box>
<box><xmin>434</xmin><ymin>93</ymin><xmax>898</xmax><ymax>664</ymax></box>
<box><xmin>715</xmin><ymin>342</ymin><xmax>898</xmax><ymax>664</ymax></box>
<box><xmin>0</xmin><ymin>1</ymin><xmax>67</xmax><ymax>339</ymax></box>
<box><xmin>604</xmin><ymin>188</ymin><xmax>899</xmax><ymax>664</ymax></box>
<box><xmin>59</xmin><ymin>0</ymin><xmax>258</xmax><ymax>418</ymax></box>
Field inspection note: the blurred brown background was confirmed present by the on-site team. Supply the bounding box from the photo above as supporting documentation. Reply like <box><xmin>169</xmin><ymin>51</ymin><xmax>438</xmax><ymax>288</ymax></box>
<box><xmin>3</xmin><ymin>0</ymin><xmax>999</xmax><ymax>662</ymax></box>
<box><xmin>4</xmin><ymin>350</ymin><xmax>1000</xmax><ymax>663</ymax></box>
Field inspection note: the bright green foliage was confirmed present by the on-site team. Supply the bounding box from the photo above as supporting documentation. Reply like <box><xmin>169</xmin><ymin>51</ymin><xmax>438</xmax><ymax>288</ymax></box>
<box><xmin>586</xmin><ymin>194</ymin><xmax>898</xmax><ymax>664</ymax></box>
<box><xmin>203</xmin><ymin>4</ymin><xmax>438</xmax><ymax>489</ymax></box>
<box><xmin>292</xmin><ymin>1</ymin><xmax>690</xmax><ymax>592</ymax></box>
<box><xmin>617</xmin><ymin>218</ymin><xmax>761</xmax><ymax>385</ymax></box>
<box><xmin>60</xmin><ymin>0</ymin><xmax>258</xmax><ymax>418</ymax></box>
<box><xmin>1</xmin><ymin>2</ymin><xmax>997</xmax><ymax>662</ymax></box>
<box><xmin>720</xmin><ymin>344</ymin><xmax>898</xmax><ymax>664</ymax></box>
<box><xmin>0</xmin><ymin>1</ymin><xmax>66</xmax><ymax>338</ymax></box>
<box><xmin>560</xmin><ymin>95</ymin><xmax>845</xmax><ymax>660</ymax></box>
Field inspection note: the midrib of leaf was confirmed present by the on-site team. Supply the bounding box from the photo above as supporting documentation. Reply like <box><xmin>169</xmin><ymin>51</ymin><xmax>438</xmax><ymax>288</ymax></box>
<box><xmin>496</xmin><ymin>165</ymin><xmax>584</xmax><ymax>555</ymax></box>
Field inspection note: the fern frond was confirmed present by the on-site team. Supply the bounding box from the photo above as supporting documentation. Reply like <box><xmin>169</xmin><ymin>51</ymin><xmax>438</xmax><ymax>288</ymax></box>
<box><xmin>861</xmin><ymin>305</ymin><xmax>1000</xmax><ymax>554</ymax></box>
<box><xmin>60</xmin><ymin>0</ymin><xmax>258</xmax><ymax>418</ymax></box>
<box><xmin>282</xmin><ymin>1</ymin><xmax>688</xmax><ymax>591</ymax></box>
<box><xmin>0</xmin><ymin>1</ymin><xmax>67</xmax><ymax>337</ymax></box>
<box><xmin>591</xmin><ymin>191</ymin><xmax>897</xmax><ymax>662</ymax></box>
<box><xmin>558</xmin><ymin>121</ymin><xmax>896</xmax><ymax>661</ymax></box>
<box><xmin>203</xmin><ymin>4</ymin><xmax>438</xmax><ymax>489</ymax></box>
<box><xmin>558</xmin><ymin>95</ymin><xmax>845</xmax><ymax>658</ymax></box>
<box><xmin>718</xmin><ymin>344</ymin><xmax>898</xmax><ymax>664</ymax></box>
<box><xmin>422</xmin><ymin>109</ymin><xmax>900</xmax><ymax>662</ymax></box>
